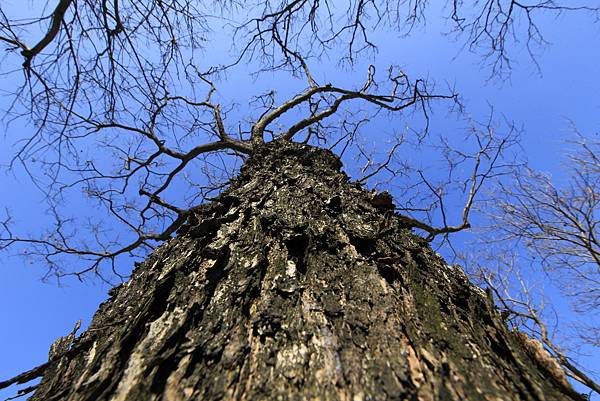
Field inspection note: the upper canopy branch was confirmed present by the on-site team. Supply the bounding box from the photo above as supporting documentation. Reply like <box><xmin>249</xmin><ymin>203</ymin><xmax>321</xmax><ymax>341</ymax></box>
<box><xmin>0</xmin><ymin>0</ymin><xmax>74</xmax><ymax>69</ymax></box>
<box><xmin>253</xmin><ymin>66</ymin><xmax>456</xmax><ymax>143</ymax></box>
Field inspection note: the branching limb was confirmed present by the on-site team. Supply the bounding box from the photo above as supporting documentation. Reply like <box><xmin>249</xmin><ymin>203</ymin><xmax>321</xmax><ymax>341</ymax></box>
<box><xmin>392</xmin><ymin>113</ymin><xmax>518</xmax><ymax>242</ymax></box>
<box><xmin>21</xmin><ymin>0</ymin><xmax>74</xmax><ymax>68</ymax></box>
<box><xmin>255</xmin><ymin>66</ymin><xmax>455</xmax><ymax>142</ymax></box>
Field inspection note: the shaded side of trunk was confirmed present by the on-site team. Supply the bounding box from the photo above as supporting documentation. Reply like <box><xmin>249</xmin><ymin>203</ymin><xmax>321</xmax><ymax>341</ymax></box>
<box><xmin>30</xmin><ymin>141</ymin><xmax>583</xmax><ymax>401</ymax></box>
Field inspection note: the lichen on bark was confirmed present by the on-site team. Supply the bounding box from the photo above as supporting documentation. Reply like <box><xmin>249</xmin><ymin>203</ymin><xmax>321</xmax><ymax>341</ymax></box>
<box><xmin>27</xmin><ymin>141</ymin><xmax>584</xmax><ymax>401</ymax></box>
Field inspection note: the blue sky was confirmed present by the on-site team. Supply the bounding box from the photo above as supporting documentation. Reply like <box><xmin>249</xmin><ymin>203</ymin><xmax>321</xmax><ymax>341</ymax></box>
<box><xmin>1</xmin><ymin>3</ymin><xmax>599</xmax><ymax>399</ymax></box>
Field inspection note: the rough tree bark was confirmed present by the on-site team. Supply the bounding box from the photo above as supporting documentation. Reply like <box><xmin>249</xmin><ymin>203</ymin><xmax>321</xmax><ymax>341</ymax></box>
<box><xmin>17</xmin><ymin>141</ymin><xmax>585</xmax><ymax>400</ymax></box>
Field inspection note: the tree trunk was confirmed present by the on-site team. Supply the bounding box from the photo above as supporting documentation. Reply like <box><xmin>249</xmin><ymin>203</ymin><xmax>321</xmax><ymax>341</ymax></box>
<box><xmin>27</xmin><ymin>141</ymin><xmax>584</xmax><ymax>401</ymax></box>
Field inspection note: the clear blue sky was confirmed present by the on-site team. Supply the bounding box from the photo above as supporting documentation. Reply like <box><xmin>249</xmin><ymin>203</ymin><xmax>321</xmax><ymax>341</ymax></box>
<box><xmin>1</xmin><ymin>3</ymin><xmax>599</xmax><ymax>399</ymax></box>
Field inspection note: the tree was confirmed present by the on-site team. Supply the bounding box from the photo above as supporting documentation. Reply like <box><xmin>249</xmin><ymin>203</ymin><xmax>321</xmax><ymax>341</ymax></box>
<box><xmin>493</xmin><ymin>136</ymin><xmax>600</xmax><ymax>317</ymax></box>
<box><xmin>0</xmin><ymin>1</ymin><xmax>598</xmax><ymax>399</ymax></box>
<box><xmin>0</xmin><ymin>141</ymin><xmax>590</xmax><ymax>400</ymax></box>
<box><xmin>470</xmin><ymin>134</ymin><xmax>600</xmax><ymax>369</ymax></box>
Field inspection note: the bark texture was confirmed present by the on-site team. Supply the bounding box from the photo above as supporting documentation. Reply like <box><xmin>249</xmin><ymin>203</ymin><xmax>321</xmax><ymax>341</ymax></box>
<box><xmin>29</xmin><ymin>141</ymin><xmax>583</xmax><ymax>401</ymax></box>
